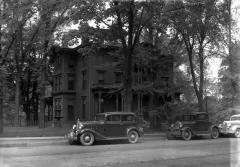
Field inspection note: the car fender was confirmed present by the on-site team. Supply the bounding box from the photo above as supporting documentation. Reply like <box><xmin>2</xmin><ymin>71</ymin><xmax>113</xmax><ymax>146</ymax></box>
<box><xmin>126</xmin><ymin>127</ymin><xmax>141</xmax><ymax>136</ymax></box>
<box><xmin>77</xmin><ymin>129</ymin><xmax>96</xmax><ymax>137</ymax></box>
<box><xmin>229</xmin><ymin>125</ymin><xmax>240</xmax><ymax>132</ymax></box>
<box><xmin>77</xmin><ymin>128</ymin><xmax>106</xmax><ymax>140</ymax></box>
<box><xmin>181</xmin><ymin>127</ymin><xmax>193</xmax><ymax>135</ymax></box>
<box><xmin>209</xmin><ymin>125</ymin><xmax>219</xmax><ymax>132</ymax></box>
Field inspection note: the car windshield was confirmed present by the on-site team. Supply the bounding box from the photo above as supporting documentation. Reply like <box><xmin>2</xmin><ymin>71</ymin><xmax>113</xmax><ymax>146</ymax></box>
<box><xmin>230</xmin><ymin>116</ymin><xmax>240</xmax><ymax>121</ymax></box>
<box><xmin>182</xmin><ymin>115</ymin><xmax>191</xmax><ymax>121</ymax></box>
<box><xmin>95</xmin><ymin>114</ymin><xmax>105</xmax><ymax>121</ymax></box>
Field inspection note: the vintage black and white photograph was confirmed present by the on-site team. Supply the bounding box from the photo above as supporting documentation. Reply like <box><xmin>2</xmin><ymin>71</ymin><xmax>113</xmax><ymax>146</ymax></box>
<box><xmin>0</xmin><ymin>0</ymin><xmax>240</xmax><ymax>166</ymax></box>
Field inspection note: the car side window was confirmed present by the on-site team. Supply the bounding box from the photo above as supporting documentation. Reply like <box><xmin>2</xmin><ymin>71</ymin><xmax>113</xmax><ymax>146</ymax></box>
<box><xmin>106</xmin><ymin>115</ymin><xmax>121</xmax><ymax>122</ymax></box>
<box><xmin>231</xmin><ymin>116</ymin><xmax>240</xmax><ymax>121</ymax></box>
<box><xmin>122</xmin><ymin>115</ymin><xmax>135</xmax><ymax>122</ymax></box>
<box><xmin>196</xmin><ymin>114</ymin><xmax>208</xmax><ymax>120</ymax></box>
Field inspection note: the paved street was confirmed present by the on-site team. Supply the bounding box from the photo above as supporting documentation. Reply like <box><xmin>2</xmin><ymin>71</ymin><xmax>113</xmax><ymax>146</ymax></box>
<box><xmin>0</xmin><ymin>136</ymin><xmax>240</xmax><ymax>167</ymax></box>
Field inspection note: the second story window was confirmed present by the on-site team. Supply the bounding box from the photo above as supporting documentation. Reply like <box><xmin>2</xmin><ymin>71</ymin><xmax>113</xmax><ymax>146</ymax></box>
<box><xmin>97</xmin><ymin>70</ymin><xmax>105</xmax><ymax>84</ymax></box>
<box><xmin>54</xmin><ymin>75</ymin><xmax>62</xmax><ymax>92</ymax></box>
<box><xmin>68</xmin><ymin>58</ymin><xmax>74</xmax><ymax>69</ymax></box>
<box><xmin>115</xmin><ymin>72</ymin><xmax>122</xmax><ymax>83</ymax></box>
<box><xmin>55</xmin><ymin>98</ymin><xmax>62</xmax><ymax>117</ymax></box>
<box><xmin>82</xmin><ymin>71</ymin><xmax>86</xmax><ymax>89</ymax></box>
<box><xmin>68</xmin><ymin>74</ymin><xmax>74</xmax><ymax>90</ymax></box>
<box><xmin>161</xmin><ymin>77</ymin><xmax>169</xmax><ymax>87</ymax></box>
<box><xmin>56</xmin><ymin>55</ymin><xmax>62</xmax><ymax>65</ymax></box>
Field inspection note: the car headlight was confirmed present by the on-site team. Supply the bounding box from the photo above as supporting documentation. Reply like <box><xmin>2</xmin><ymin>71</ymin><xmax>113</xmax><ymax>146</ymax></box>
<box><xmin>227</xmin><ymin>123</ymin><xmax>231</xmax><ymax>128</ymax></box>
<box><xmin>72</xmin><ymin>124</ymin><xmax>77</xmax><ymax>130</ymax></box>
<box><xmin>77</xmin><ymin>122</ymin><xmax>84</xmax><ymax>129</ymax></box>
<box><xmin>179</xmin><ymin>122</ymin><xmax>183</xmax><ymax>128</ymax></box>
<box><xmin>218</xmin><ymin>124</ymin><xmax>223</xmax><ymax>128</ymax></box>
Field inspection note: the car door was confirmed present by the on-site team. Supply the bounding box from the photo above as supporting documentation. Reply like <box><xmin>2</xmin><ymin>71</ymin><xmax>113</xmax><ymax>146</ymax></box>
<box><xmin>121</xmin><ymin>114</ymin><xmax>136</xmax><ymax>136</ymax></box>
<box><xmin>104</xmin><ymin>114</ymin><xmax>123</xmax><ymax>138</ymax></box>
<box><xmin>194</xmin><ymin>114</ymin><xmax>210</xmax><ymax>132</ymax></box>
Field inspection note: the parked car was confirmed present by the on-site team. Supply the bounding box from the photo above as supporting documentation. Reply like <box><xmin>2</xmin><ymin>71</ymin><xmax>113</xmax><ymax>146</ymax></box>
<box><xmin>67</xmin><ymin>112</ymin><xmax>144</xmax><ymax>146</ymax></box>
<box><xmin>167</xmin><ymin>112</ymin><xmax>219</xmax><ymax>140</ymax></box>
<box><xmin>218</xmin><ymin>114</ymin><xmax>240</xmax><ymax>138</ymax></box>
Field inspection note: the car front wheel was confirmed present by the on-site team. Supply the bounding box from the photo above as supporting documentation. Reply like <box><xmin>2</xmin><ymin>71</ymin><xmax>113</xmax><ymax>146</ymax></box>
<box><xmin>80</xmin><ymin>132</ymin><xmax>94</xmax><ymax>146</ymax></box>
<box><xmin>234</xmin><ymin>128</ymin><xmax>240</xmax><ymax>138</ymax></box>
<box><xmin>128</xmin><ymin>130</ymin><xmax>139</xmax><ymax>144</ymax></box>
<box><xmin>211</xmin><ymin>127</ymin><xmax>219</xmax><ymax>139</ymax></box>
<box><xmin>182</xmin><ymin>128</ymin><xmax>192</xmax><ymax>141</ymax></box>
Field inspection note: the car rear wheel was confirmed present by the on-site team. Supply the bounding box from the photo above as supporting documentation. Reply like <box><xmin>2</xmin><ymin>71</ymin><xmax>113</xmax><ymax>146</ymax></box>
<box><xmin>211</xmin><ymin>127</ymin><xmax>219</xmax><ymax>139</ymax></box>
<box><xmin>80</xmin><ymin>132</ymin><xmax>94</xmax><ymax>146</ymax></box>
<box><xmin>234</xmin><ymin>128</ymin><xmax>240</xmax><ymax>138</ymax></box>
<box><xmin>128</xmin><ymin>130</ymin><xmax>139</xmax><ymax>144</ymax></box>
<box><xmin>182</xmin><ymin>129</ymin><xmax>192</xmax><ymax>141</ymax></box>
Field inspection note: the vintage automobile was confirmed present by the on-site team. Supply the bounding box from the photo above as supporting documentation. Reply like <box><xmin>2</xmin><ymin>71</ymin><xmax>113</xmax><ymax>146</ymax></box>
<box><xmin>67</xmin><ymin>112</ymin><xmax>144</xmax><ymax>146</ymax></box>
<box><xmin>167</xmin><ymin>112</ymin><xmax>219</xmax><ymax>141</ymax></box>
<box><xmin>218</xmin><ymin>114</ymin><xmax>240</xmax><ymax>138</ymax></box>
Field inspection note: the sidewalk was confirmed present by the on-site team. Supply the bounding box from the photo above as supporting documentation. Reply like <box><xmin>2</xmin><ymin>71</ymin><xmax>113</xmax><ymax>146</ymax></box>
<box><xmin>0</xmin><ymin>126</ymin><xmax>71</xmax><ymax>138</ymax></box>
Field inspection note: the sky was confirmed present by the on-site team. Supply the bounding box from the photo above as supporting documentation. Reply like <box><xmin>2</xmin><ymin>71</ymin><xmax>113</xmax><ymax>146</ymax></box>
<box><xmin>208</xmin><ymin>0</ymin><xmax>240</xmax><ymax>80</ymax></box>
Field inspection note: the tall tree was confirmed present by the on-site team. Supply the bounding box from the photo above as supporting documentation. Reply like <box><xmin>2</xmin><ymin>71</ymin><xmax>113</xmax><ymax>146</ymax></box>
<box><xmin>66</xmin><ymin>0</ymin><xmax>166</xmax><ymax>112</ymax></box>
<box><xmin>168</xmin><ymin>0</ymin><xmax>229</xmax><ymax>112</ymax></box>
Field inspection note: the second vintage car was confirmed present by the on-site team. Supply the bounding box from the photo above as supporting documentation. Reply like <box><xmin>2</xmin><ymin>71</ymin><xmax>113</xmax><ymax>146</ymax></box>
<box><xmin>167</xmin><ymin>112</ymin><xmax>219</xmax><ymax>140</ymax></box>
<box><xmin>67</xmin><ymin>112</ymin><xmax>144</xmax><ymax>146</ymax></box>
<box><xmin>218</xmin><ymin>114</ymin><xmax>240</xmax><ymax>138</ymax></box>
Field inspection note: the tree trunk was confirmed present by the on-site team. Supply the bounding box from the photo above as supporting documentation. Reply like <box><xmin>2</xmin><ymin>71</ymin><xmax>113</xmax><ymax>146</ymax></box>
<box><xmin>0</xmin><ymin>96</ymin><xmax>2</xmax><ymax>133</ymax></box>
<box><xmin>0</xmin><ymin>5</ymin><xmax>3</xmax><ymax>133</ymax></box>
<box><xmin>228</xmin><ymin>0</ymin><xmax>235</xmax><ymax>107</ymax></box>
<box><xmin>38</xmin><ymin>86</ymin><xmax>45</xmax><ymax>128</ymax></box>
<box><xmin>198</xmin><ymin>44</ymin><xmax>204</xmax><ymax>112</ymax></box>
<box><xmin>14</xmin><ymin>76</ymin><xmax>21</xmax><ymax>126</ymax></box>
<box><xmin>123</xmin><ymin>49</ymin><xmax>133</xmax><ymax>112</ymax></box>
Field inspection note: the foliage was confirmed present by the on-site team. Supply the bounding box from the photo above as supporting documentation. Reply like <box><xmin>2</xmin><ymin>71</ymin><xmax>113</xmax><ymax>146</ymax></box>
<box><xmin>167</xmin><ymin>0</ymin><xmax>230</xmax><ymax>112</ymax></box>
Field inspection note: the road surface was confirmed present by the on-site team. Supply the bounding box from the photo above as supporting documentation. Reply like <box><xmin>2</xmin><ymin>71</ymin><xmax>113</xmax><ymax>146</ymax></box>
<box><xmin>0</xmin><ymin>136</ymin><xmax>240</xmax><ymax>167</ymax></box>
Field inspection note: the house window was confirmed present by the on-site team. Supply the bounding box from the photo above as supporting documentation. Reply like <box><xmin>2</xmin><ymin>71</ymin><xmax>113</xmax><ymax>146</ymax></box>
<box><xmin>56</xmin><ymin>55</ymin><xmax>62</xmax><ymax>65</ymax></box>
<box><xmin>68</xmin><ymin>59</ymin><xmax>74</xmax><ymax>69</ymax></box>
<box><xmin>82</xmin><ymin>71</ymin><xmax>86</xmax><ymax>89</ymax></box>
<box><xmin>115</xmin><ymin>72</ymin><xmax>122</xmax><ymax>83</ymax></box>
<box><xmin>97</xmin><ymin>70</ymin><xmax>105</xmax><ymax>83</ymax></box>
<box><xmin>82</xmin><ymin>96</ymin><xmax>86</xmax><ymax>120</ymax></box>
<box><xmin>98</xmin><ymin>54</ymin><xmax>104</xmax><ymax>65</ymax></box>
<box><xmin>54</xmin><ymin>75</ymin><xmax>62</xmax><ymax>91</ymax></box>
<box><xmin>161</xmin><ymin>77</ymin><xmax>169</xmax><ymax>87</ymax></box>
<box><xmin>83</xmin><ymin>56</ymin><xmax>87</xmax><ymax>67</ymax></box>
<box><xmin>55</xmin><ymin>98</ymin><xmax>62</xmax><ymax>117</ymax></box>
<box><xmin>67</xmin><ymin>105</ymin><xmax>74</xmax><ymax>121</ymax></box>
<box><xmin>68</xmin><ymin>74</ymin><xmax>74</xmax><ymax>90</ymax></box>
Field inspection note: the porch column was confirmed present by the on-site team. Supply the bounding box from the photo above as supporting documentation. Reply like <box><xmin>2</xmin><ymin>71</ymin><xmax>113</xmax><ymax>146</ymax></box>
<box><xmin>98</xmin><ymin>92</ymin><xmax>102</xmax><ymax>113</ymax></box>
<box><xmin>121</xmin><ymin>92</ymin><xmax>124</xmax><ymax>112</ymax></box>
<box><xmin>116</xmin><ymin>93</ymin><xmax>119</xmax><ymax>111</ymax></box>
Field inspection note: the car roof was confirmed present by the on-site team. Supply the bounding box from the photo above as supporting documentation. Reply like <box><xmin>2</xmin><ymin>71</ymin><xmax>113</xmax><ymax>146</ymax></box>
<box><xmin>96</xmin><ymin>112</ymin><xmax>136</xmax><ymax>116</ymax></box>
<box><xmin>231</xmin><ymin>114</ymin><xmax>240</xmax><ymax>117</ymax></box>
